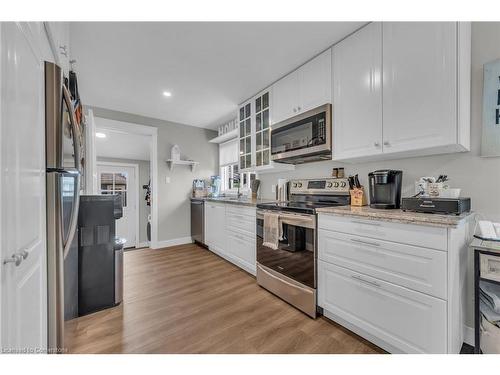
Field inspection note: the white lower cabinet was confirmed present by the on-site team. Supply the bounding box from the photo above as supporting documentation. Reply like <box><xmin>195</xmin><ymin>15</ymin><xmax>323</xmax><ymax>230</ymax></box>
<box><xmin>318</xmin><ymin>230</ymin><xmax>447</xmax><ymax>299</ymax></box>
<box><xmin>226</xmin><ymin>230</ymin><xmax>256</xmax><ymax>275</ymax></box>
<box><xmin>204</xmin><ymin>202</ymin><xmax>226</xmax><ymax>251</ymax></box>
<box><xmin>205</xmin><ymin>203</ymin><xmax>256</xmax><ymax>275</ymax></box>
<box><xmin>318</xmin><ymin>261</ymin><xmax>447</xmax><ymax>353</ymax></box>
<box><xmin>317</xmin><ymin>213</ymin><xmax>470</xmax><ymax>354</ymax></box>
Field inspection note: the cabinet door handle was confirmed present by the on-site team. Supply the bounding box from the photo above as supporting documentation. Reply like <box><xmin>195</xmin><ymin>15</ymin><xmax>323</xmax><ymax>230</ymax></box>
<box><xmin>297</xmin><ymin>106</ymin><xmax>301</xmax><ymax>111</ymax></box>
<box><xmin>383</xmin><ymin>141</ymin><xmax>390</xmax><ymax>146</ymax></box>
<box><xmin>293</xmin><ymin>108</ymin><xmax>297</xmax><ymax>113</ymax></box>
<box><xmin>350</xmin><ymin>238</ymin><xmax>380</xmax><ymax>247</ymax></box>
<box><xmin>351</xmin><ymin>220</ymin><xmax>381</xmax><ymax>227</ymax></box>
<box><xmin>233</xmin><ymin>233</ymin><xmax>249</xmax><ymax>241</ymax></box>
<box><xmin>351</xmin><ymin>274</ymin><xmax>381</xmax><ymax>288</ymax></box>
<box><xmin>3</xmin><ymin>254</ymin><xmax>23</xmax><ymax>267</ymax></box>
<box><xmin>374</xmin><ymin>142</ymin><xmax>380</xmax><ymax>147</ymax></box>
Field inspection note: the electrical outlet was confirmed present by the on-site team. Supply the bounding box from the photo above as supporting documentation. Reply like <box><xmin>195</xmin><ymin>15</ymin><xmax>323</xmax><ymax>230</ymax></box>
<box><xmin>165</xmin><ymin>176</ymin><xmax>171</xmax><ymax>184</ymax></box>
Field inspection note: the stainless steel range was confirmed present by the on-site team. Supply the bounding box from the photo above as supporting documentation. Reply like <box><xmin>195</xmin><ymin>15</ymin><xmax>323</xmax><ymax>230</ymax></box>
<box><xmin>256</xmin><ymin>178</ymin><xmax>350</xmax><ymax>318</ymax></box>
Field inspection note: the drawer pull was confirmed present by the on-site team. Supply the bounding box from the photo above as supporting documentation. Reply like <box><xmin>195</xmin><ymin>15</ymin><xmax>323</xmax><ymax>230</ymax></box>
<box><xmin>233</xmin><ymin>234</ymin><xmax>249</xmax><ymax>241</ymax></box>
<box><xmin>351</xmin><ymin>220</ymin><xmax>381</xmax><ymax>227</ymax></box>
<box><xmin>229</xmin><ymin>214</ymin><xmax>246</xmax><ymax>219</ymax></box>
<box><xmin>351</xmin><ymin>274</ymin><xmax>381</xmax><ymax>288</ymax></box>
<box><xmin>350</xmin><ymin>238</ymin><xmax>380</xmax><ymax>247</ymax></box>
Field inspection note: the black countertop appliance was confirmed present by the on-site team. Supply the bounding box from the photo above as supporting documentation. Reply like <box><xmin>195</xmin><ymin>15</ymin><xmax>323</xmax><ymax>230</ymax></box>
<box><xmin>368</xmin><ymin>170</ymin><xmax>403</xmax><ymax>209</ymax></box>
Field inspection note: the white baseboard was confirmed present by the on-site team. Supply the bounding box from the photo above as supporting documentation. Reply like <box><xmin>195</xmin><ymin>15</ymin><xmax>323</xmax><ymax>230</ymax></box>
<box><xmin>136</xmin><ymin>242</ymin><xmax>149</xmax><ymax>249</ymax></box>
<box><xmin>152</xmin><ymin>237</ymin><xmax>193</xmax><ymax>249</ymax></box>
<box><xmin>463</xmin><ymin>325</ymin><xmax>474</xmax><ymax>346</ymax></box>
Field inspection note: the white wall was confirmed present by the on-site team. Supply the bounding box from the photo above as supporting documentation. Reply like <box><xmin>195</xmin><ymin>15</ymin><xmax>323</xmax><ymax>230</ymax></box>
<box><xmin>258</xmin><ymin>22</ymin><xmax>500</xmax><ymax>330</ymax></box>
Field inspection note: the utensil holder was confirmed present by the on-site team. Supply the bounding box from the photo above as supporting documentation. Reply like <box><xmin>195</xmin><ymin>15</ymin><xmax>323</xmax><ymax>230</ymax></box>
<box><xmin>350</xmin><ymin>187</ymin><xmax>367</xmax><ymax>206</ymax></box>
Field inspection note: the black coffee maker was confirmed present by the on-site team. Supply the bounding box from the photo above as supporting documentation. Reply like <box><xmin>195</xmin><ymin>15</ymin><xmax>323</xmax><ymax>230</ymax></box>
<box><xmin>368</xmin><ymin>170</ymin><xmax>403</xmax><ymax>209</ymax></box>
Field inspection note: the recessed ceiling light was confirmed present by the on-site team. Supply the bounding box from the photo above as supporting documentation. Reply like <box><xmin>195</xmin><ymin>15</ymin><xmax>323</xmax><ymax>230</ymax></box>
<box><xmin>95</xmin><ymin>132</ymin><xmax>106</xmax><ymax>139</ymax></box>
<box><xmin>163</xmin><ymin>91</ymin><xmax>172</xmax><ymax>97</ymax></box>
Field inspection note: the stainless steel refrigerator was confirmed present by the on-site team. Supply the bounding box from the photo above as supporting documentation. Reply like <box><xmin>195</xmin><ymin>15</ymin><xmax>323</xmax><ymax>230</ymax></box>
<box><xmin>45</xmin><ymin>61</ymin><xmax>82</xmax><ymax>351</ymax></box>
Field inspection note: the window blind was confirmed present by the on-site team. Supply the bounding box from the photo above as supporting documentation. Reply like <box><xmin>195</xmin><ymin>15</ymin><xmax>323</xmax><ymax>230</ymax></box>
<box><xmin>219</xmin><ymin>138</ymin><xmax>238</xmax><ymax>167</ymax></box>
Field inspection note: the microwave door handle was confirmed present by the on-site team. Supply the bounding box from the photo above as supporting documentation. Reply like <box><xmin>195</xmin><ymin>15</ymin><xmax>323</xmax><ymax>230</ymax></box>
<box><xmin>62</xmin><ymin>85</ymin><xmax>82</xmax><ymax>174</ymax></box>
<box><xmin>62</xmin><ymin>173</ymin><xmax>80</xmax><ymax>259</ymax></box>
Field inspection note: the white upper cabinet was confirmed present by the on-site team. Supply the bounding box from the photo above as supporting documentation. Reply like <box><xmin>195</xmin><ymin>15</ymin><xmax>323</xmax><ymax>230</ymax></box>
<box><xmin>272</xmin><ymin>49</ymin><xmax>332</xmax><ymax>125</ymax></box>
<box><xmin>238</xmin><ymin>88</ymin><xmax>295</xmax><ymax>173</ymax></box>
<box><xmin>332</xmin><ymin>22</ymin><xmax>471</xmax><ymax>162</ymax></box>
<box><xmin>272</xmin><ymin>70</ymin><xmax>300</xmax><ymax>124</ymax></box>
<box><xmin>333</xmin><ymin>22</ymin><xmax>383</xmax><ymax>159</ymax></box>
<box><xmin>382</xmin><ymin>22</ymin><xmax>461</xmax><ymax>154</ymax></box>
<box><xmin>238</xmin><ymin>98</ymin><xmax>254</xmax><ymax>170</ymax></box>
<box><xmin>298</xmin><ymin>48</ymin><xmax>332</xmax><ymax>114</ymax></box>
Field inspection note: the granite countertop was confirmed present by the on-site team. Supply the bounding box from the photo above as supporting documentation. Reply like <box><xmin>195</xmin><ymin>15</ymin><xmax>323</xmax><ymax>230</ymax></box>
<box><xmin>315</xmin><ymin>205</ymin><xmax>475</xmax><ymax>228</ymax></box>
<box><xmin>190</xmin><ymin>196</ymin><xmax>275</xmax><ymax>207</ymax></box>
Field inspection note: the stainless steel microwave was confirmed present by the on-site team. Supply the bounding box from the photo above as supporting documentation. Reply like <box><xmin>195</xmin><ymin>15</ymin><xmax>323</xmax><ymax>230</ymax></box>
<box><xmin>271</xmin><ymin>104</ymin><xmax>331</xmax><ymax>164</ymax></box>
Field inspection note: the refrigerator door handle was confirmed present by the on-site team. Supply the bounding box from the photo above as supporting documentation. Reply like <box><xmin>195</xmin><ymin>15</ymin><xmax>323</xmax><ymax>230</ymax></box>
<box><xmin>62</xmin><ymin>173</ymin><xmax>80</xmax><ymax>259</ymax></box>
<box><xmin>62</xmin><ymin>84</ymin><xmax>82</xmax><ymax>174</ymax></box>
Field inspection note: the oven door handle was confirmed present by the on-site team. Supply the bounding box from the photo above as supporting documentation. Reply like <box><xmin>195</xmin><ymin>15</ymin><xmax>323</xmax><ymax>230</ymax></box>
<box><xmin>279</xmin><ymin>214</ymin><xmax>315</xmax><ymax>229</ymax></box>
<box><xmin>257</xmin><ymin>210</ymin><xmax>315</xmax><ymax>229</ymax></box>
<box><xmin>257</xmin><ymin>264</ymin><xmax>313</xmax><ymax>294</ymax></box>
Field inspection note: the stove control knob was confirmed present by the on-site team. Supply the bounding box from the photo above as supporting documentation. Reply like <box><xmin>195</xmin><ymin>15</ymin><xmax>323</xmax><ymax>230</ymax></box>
<box><xmin>340</xmin><ymin>181</ymin><xmax>347</xmax><ymax>188</ymax></box>
<box><xmin>326</xmin><ymin>182</ymin><xmax>333</xmax><ymax>188</ymax></box>
<box><xmin>293</xmin><ymin>183</ymin><xmax>298</xmax><ymax>188</ymax></box>
<box><xmin>333</xmin><ymin>182</ymin><xmax>339</xmax><ymax>188</ymax></box>
<box><xmin>298</xmin><ymin>183</ymin><xmax>303</xmax><ymax>188</ymax></box>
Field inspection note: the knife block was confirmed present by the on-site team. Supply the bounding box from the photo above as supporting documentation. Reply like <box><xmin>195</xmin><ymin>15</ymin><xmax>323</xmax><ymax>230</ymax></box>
<box><xmin>350</xmin><ymin>187</ymin><xmax>367</xmax><ymax>207</ymax></box>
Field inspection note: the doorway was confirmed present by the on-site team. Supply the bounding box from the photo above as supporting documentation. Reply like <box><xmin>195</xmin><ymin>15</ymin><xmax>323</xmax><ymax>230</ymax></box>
<box><xmin>87</xmin><ymin>114</ymin><xmax>158</xmax><ymax>249</ymax></box>
<box><xmin>97</xmin><ymin>163</ymin><xmax>139</xmax><ymax>248</ymax></box>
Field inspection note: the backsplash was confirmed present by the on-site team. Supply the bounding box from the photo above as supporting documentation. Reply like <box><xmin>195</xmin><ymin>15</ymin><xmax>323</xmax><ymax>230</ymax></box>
<box><xmin>258</xmin><ymin>150</ymin><xmax>500</xmax><ymax>221</ymax></box>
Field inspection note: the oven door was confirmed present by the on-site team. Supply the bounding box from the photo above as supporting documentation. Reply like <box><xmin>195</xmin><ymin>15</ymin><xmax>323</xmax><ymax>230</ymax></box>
<box><xmin>256</xmin><ymin>210</ymin><xmax>316</xmax><ymax>288</ymax></box>
<box><xmin>271</xmin><ymin>104</ymin><xmax>331</xmax><ymax>162</ymax></box>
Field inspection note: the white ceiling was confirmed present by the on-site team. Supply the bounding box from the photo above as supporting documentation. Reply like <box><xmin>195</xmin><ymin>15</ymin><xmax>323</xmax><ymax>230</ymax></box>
<box><xmin>70</xmin><ymin>22</ymin><xmax>365</xmax><ymax>129</ymax></box>
<box><xmin>95</xmin><ymin>117</ymin><xmax>151</xmax><ymax>161</ymax></box>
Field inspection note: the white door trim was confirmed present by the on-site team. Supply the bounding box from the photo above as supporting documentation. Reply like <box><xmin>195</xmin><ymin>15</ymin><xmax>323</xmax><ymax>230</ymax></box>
<box><xmin>97</xmin><ymin>161</ymin><xmax>140</xmax><ymax>248</ymax></box>
<box><xmin>85</xmin><ymin>109</ymin><xmax>97</xmax><ymax>194</ymax></box>
<box><xmin>92</xmin><ymin>118</ymin><xmax>158</xmax><ymax>249</ymax></box>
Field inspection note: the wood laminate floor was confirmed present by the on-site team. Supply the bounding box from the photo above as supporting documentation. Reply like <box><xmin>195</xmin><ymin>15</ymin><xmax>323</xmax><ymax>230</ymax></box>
<box><xmin>65</xmin><ymin>244</ymin><xmax>383</xmax><ymax>354</ymax></box>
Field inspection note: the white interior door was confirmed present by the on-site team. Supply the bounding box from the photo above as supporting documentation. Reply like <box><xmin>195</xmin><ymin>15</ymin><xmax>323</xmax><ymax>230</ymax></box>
<box><xmin>1</xmin><ymin>22</ymin><xmax>48</xmax><ymax>352</ymax></box>
<box><xmin>97</xmin><ymin>164</ymin><xmax>137</xmax><ymax>248</ymax></box>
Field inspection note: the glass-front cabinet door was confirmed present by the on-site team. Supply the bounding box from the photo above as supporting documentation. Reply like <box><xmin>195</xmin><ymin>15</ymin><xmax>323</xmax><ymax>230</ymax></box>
<box><xmin>239</xmin><ymin>100</ymin><xmax>253</xmax><ymax>170</ymax></box>
<box><xmin>238</xmin><ymin>89</ymin><xmax>273</xmax><ymax>171</ymax></box>
<box><xmin>255</xmin><ymin>91</ymin><xmax>270</xmax><ymax>167</ymax></box>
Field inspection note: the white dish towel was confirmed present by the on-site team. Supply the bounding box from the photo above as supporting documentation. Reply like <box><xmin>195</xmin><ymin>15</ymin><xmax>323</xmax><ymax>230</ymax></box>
<box><xmin>262</xmin><ymin>212</ymin><xmax>282</xmax><ymax>250</ymax></box>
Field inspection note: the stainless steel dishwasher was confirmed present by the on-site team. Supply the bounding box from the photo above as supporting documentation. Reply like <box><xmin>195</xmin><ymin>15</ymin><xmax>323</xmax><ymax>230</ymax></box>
<box><xmin>190</xmin><ymin>198</ymin><xmax>206</xmax><ymax>246</ymax></box>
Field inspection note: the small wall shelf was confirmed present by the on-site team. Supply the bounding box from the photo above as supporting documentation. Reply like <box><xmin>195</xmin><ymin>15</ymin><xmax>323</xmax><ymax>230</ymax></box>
<box><xmin>209</xmin><ymin>128</ymin><xmax>239</xmax><ymax>144</ymax></box>
<box><xmin>166</xmin><ymin>159</ymin><xmax>199</xmax><ymax>171</ymax></box>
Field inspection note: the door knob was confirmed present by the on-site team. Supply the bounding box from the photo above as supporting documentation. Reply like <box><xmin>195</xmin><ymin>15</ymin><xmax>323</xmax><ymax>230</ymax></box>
<box><xmin>3</xmin><ymin>254</ymin><xmax>23</xmax><ymax>267</ymax></box>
